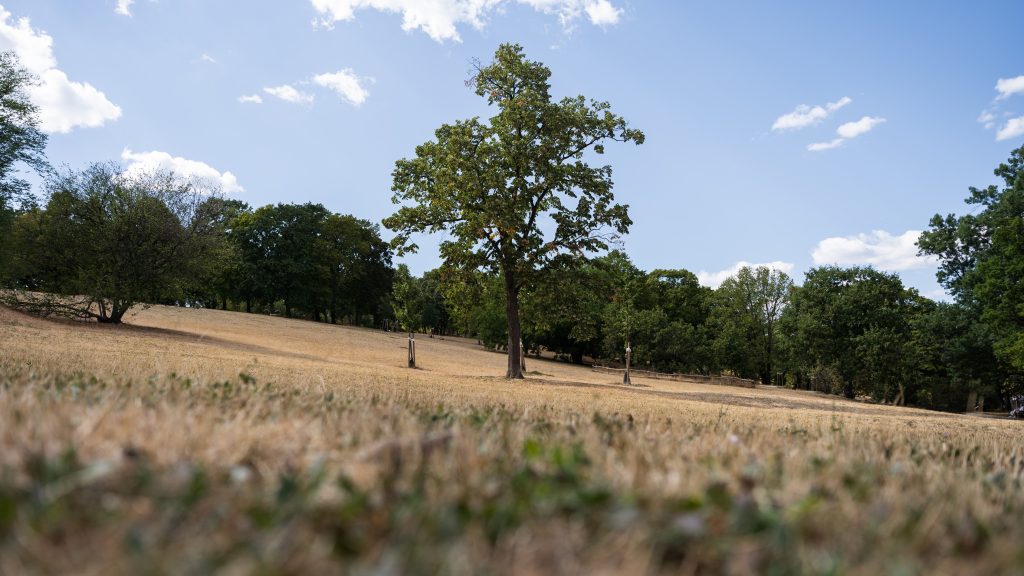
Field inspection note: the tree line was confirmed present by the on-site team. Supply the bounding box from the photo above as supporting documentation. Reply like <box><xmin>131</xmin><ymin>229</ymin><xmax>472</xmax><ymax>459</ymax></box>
<box><xmin>2</xmin><ymin>47</ymin><xmax>1021</xmax><ymax>413</ymax></box>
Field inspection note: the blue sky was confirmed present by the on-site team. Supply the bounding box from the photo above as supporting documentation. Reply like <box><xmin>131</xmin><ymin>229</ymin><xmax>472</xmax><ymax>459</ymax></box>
<box><xmin>2</xmin><ymin>1</ymin><xmax>1023</xmax><ymax>298</ymax></box>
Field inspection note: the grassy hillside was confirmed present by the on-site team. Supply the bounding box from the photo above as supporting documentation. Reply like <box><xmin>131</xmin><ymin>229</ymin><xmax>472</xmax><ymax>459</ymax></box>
<box><xmin>1</xmin><ymin>305</ymin><xmax>1022</xmax><ymax>574</ymax></box>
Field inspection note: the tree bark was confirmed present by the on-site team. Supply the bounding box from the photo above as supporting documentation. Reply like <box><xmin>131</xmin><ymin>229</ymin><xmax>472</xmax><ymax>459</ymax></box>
<box><xmin>505</xmin><ymin>280</ymin><xmax>524</xmax><ymax>379</ymax></box>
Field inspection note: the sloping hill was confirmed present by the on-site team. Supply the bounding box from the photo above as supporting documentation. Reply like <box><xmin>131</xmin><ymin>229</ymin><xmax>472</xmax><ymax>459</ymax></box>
<box><xmin>1</xmin><ymin>304</ymin><xmax>1022</xmax><ymax>574</ymax></box>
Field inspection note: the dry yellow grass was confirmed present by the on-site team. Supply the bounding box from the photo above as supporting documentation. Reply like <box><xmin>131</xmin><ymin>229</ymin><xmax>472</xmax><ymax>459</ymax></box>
<box><xmin>1</xmin><ymin>304</ymin><xmax>1023</xmax><ymax>575</ymax></box>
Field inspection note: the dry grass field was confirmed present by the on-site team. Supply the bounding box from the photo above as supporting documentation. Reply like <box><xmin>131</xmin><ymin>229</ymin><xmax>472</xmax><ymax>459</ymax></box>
<box><xmin>1</xmin><ymin>304</ymin><xmax>1023</xmax><ymax>575</ymax></box>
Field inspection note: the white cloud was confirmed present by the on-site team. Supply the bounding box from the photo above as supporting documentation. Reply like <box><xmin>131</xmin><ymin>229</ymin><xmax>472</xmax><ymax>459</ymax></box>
<box><xmin>0</xmin><ymin>6</ymin><xmax>122</xmax><ymax>133</ymax></box>
<box><xmin>121</xmin><ymin>148</ymin><xmax>244</xmax><ymax>194</ymax></box>
<box><xmin>978</xmin><ymin>109</ymin><xmax>996</xmax><ymax>130</ymax></box>
<box><xmin>811</xmin><ymin>230</ymin><xmax>937</xmax><ymax>272</ymax></box>
<box><xmin>237</xmin><ymin>94</ymin><xmax>263</xmax><ymax>104</ymax></box>
<box><xmin>807</xmin><ymin>115</ymin><xmax>885</xmax><ymax>152</ymax></box>
<box><xmin>995</xmin><ymin>75</ymin><xmax>1024</xmax><ymax>100</ymax></box>
<box><xmin>996</xmin><ymin>116</ymin><xmax>1024</xmax><ymax>141</ymax></box>
<box><xmin>115</xmin><ymin>0</ymin><xmax>134</xmax><ymax>16</ymax></box>
<box><xmin>697</xmin><ymin>261</ymin><xmax>795</xmax><ymax>289</ymax></box>
<box><xmin>584</xmin><ymin>0</ymin><xmax>621</xmax><ymax>25</ymax></box>
<box><xmin>807</xmin><ymin>138</ymin><xmax>844</xmax><ymax>152</ymax></box>
<box><xmin>200</xmin><ymin>53</ymin><xmax>217</xmax><ymax>64</ymax></box>
<box><xmin>922</xmin><ymin>288</ymin><xmax>951</xmax><ymax>302</ymax></box>
<box><xmin>312</xmin><ymin>69</ymin><xmax>370</xmax><ymax>106</ymax></box>
<box><xmin>309</xmin><ymin>0</ymin><xmax>623</xmax><ymax>42</ymax></box>
<box><xmin>263</xmin><ymin>84</ymin><xmax>315</xmax><ymax>105</ymax></box>
<box><xmin>836</xmin><ymin>115</ymin><xmax>885</xmax><ymax>138</ymax></box>
<box><xmin>771</xmin><ymin>96</ymin><xmax>851</xmax><ymax>131</ymax></box>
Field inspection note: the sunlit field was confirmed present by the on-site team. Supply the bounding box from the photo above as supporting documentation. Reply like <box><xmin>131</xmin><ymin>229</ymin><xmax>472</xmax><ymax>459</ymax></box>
<box><xmin>1</xmin><ymin>304</ymin><xmax>1022</xmax><ymax>575</ymax></box>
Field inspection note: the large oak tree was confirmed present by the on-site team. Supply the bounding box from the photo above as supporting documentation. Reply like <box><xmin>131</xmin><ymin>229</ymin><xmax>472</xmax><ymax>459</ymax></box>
<box><xmin>383</xmin><ymin>44</ymin><xmax>643</xmax><ymax>379</ymax></box>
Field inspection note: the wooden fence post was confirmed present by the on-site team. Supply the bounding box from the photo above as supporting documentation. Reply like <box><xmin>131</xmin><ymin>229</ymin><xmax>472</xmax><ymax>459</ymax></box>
<box><xmin>623</xmin><ymin>343</ymin><xmax>632</xmax><ymax>386</ymax></box>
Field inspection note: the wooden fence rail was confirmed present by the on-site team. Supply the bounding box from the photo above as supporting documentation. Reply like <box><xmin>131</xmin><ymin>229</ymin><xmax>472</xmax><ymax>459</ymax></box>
<box><xmin>591</xmin><ymin>365</ymin><xmax>759</xmax><ymax>389</ymax></box>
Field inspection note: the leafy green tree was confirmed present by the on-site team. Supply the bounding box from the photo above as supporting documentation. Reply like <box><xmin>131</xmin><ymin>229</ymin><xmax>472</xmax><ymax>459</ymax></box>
<box><xmin>315</xmin><ymin>214</ymin><xmax>393</xmax><ymax>324</ymax></box>
<box><xmin>384</xmin><ymin>43</ymin><xmax>644</xmax><ymax>379</ymax></box>
<box><xmin>710</xmin><ymin>266</ymin><xmax>793</xmax><ymax>384</ymax></box>
<box><xmin>417</xmin><ymin>269</ymin><xmax>450</xmax><ymax>335</ymax></box>
<box><xmin>231</xmin><ymin>203</ymin><xmax>329</xmax><ymax>318</ymax></box>
<box><xmin>918</xmin><ymin>145</ymin><xmax>1024</xmax><ymax>370</ymax></box>
<box><xmin>4</xmin><ymin>164</ymin><xmax>225</xmax><ymax>323</ymax></box>
<box><xmin>0</xmin><ymin>52</ymin><xmax>48</xmax><ymax>281</ymax></box>
<box><xmin>523</xmin><ymin>259</ymin><xmax>611</xmax><ymax>364</ymax></box>
<box><xmin>391</xmin><ymin>264</ymin><xmax>419</xmax><ymax>332</ymax></box>
<box><xmin>785</xmin><ymin>266</ymin><xmax>920</xmax><ymax>399</ymax></box>
<box><xmin>186</xmin><ymin>198</ymin><xmax>250</xmax><ymax>309</ymax></box>
<box><xmin>913</xmin><ymin>302</ymin><xmax>1008</xmax><ymax>411</ymax></box>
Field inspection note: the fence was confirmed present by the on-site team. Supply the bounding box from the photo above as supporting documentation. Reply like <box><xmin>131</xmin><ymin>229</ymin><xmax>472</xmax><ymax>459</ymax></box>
<box><xmin>591</xmin><ymin>365</ymin><xmax>759</xmax><ymax>389</ymax></box>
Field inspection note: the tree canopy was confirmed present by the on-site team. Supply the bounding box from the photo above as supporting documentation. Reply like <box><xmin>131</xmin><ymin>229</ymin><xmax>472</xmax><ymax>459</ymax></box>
<box><xmin>0</xmin><ymin>51</ymin><xmax>48</xmax><ymax>280</ymax></box>
<box><xmin>918</xmin><ymin>145</ymin><xmax>1024</xmax><ymax>371</ymax></box>
<box><xmin>4</xmin><ymin>164</ymin><xmax>226</xmax><ymax>323</ymax></box>
<box><xmin>383</xmin><ymin>43</ymin><xmax>643</xmax><ymax>378</ymax></box>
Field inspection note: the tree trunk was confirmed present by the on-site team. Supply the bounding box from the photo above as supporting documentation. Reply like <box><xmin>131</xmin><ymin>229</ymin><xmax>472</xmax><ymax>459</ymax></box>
<box><xmin>245</xmin><ymin>298</ymin><xmax>252</xmax><ymax>313</ymax></box>
<box><xmin>505</xmin><ymin>281</ymin><xmax>524</xmax><ymax>379</ymax></box>
<box><xmin>843</xmin><ymin>382</ymin><xmax>854</xmax><ymax>399</ymax></box>
<box><xmin>571</xmin><ymin>350</ymin><xmax>584</xmax><ymax>365</ymax></box>
<box><xmin>100</xmin><ymin>301</ymin><xmax>128</xmax><ymax>324</ymax></box>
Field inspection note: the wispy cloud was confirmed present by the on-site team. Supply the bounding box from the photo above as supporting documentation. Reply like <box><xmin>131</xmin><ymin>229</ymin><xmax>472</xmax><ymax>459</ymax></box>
<box><xmin>772</xmin><ymin>97</ymin><xmax>851</xmax><ymax>131</ymax></box>
<box><xmin>980</xmin><ymin>75</ymin><xmax>1024</xmax><ymax>140</ymax></box>
<box><xmin>836</xmin><ymin>116</ymin><xmax>886</xmax><ymax>138</ymax></box>
<box><xmin>200</xmin><ymin>53</ymin><xmax>217</xmax><ymax>64</ymax></box>
<box><xmin>977</xmin><ymin>109</ymin><xmax>996</xmax><ymax>130</ymax></box>
<box><xmin>237</xmin><ymin>94</ymin><xmax>263</xmax><ymax>104</ymax></box>
<box><xmin>811</xmin><ymin>229</ymin><xmax>936</xmax><ymax>272</ymax></box>
<box><xmin>309</xmin><ymin>0</ymin><xmax>624</xmax><ymax>42</ymax></box>
<box><xmin>808</xmin><ymin>116</ymin><xmax>885</xmax><ymax>152</ymax></box>
<box><xmin>807</xmin><ymin>138</ymin><xmax>844</xmax><ymax>152</ymax></box>
<box><xmin>995</xmin><ymin>75</ymin><xmax>1024</xmax><ymax>100</ymax></box>
<box><xmin>996</xmin><ymin>116</ymin><xmax>1024</xmax><ymax>141</ymax></box>
<box><xmin>697</xmin><ymin>261</ymin><xmax>795</xmax><ymax>289</ymax></box>
<box><xmin>114</xmin><ymin>0</ymin><xmax>134</xmax><ymax>16</ymax></box>
<box><xmin>312</xmin><ymin>69</ymin><xmax>370</xmax><ymax>106</ymax></box>
<box><xmin>263</xmin><ymin>84</ymin><xmax>315</xmax><ymax>105</ymax></box>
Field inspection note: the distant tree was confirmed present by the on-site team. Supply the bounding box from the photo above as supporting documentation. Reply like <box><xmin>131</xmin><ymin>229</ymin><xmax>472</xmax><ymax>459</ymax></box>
<box><xmin>323</xmin><ymin>215</ymin><xmax>392</xmax><ymax>325</ymax></box>
<box><xmin>4</xmin><ymin>164</ymin><xmax>225</xmax><ymax>323</ymax></box>
<box><xmin>186</xmin><ymin>197</ymin><xmax>250</xmax><ymax>309</ymax></box>
<box><xmin>918</xmin><ymin>145</ymin><xmax>1024</xmax><ymax>371</ymax></box>
<box><xmin>231</xmin><ymin>203</ymin><xmax>329</xmax><ymax>318</ymax></box>
<box><xmin>391</xmin><ymin>264</ymin><xmax>419</xmax><ymax>333</ymax></box>
<box><xmin>710</xmin><ymin>266</ymin><xmax>793</xmax><ymax>384</ymax></box>
<box><xmin>417</xmin><ymin>269</ymin><xmax>450</xmax><ymax>335</ymax></box>
<box><xmin>523</xmin><ymin>259</ymin><xmax>611</xmax><ymax>364</ymax></box>
<box><xmin>598</xmin><ymin>251</ymin><xmax>648</xmax><ymax>363</ymax></box>
<box><xmin>912</xmin><ymin>301</ymin><xmax>1006</xmax><ymax>411</ymax></box>
<box><xmin>0</xmin><ymin>52</ymin><xmax>48</xmax><ymax>282</ymax></box>
<box><xmin>384</xmin><ymin>43</ymin><xmax>644</xmax><ymax>379</ymax></box>
<box><xmin>785</xmin><ymin>266</ymin><xmax>920</xmax><ymax>400</ymax></box>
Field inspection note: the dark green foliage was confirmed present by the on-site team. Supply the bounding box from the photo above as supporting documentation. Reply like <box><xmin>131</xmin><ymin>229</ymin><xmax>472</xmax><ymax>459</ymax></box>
<box><xmin>709</xmin><ymin>267</ymin><xmax>793</xmax><ymax>384</ymax></box>
<box><xmin>0</xmin><ymin>52</ymin><xmax>48</xmax><ymax>283</ymax></box>
<box><xmin>783</xmin><ymin>266</ymin><xmax>924</xmax><ymax>401</ymax></box>
<box><xmin>919</xmin><ymin>145</ymin><xmax>1024</xmax><ymax>371</ymax></box>
<box><xmin>4</xmin><ymin>164</ymin><xmax>227</xmax><ymax>322</ymax></box>
<box><xmin>225</xmin><ymin>203</ymin><xmax>393</xmax><ymax>323</ymax></box>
